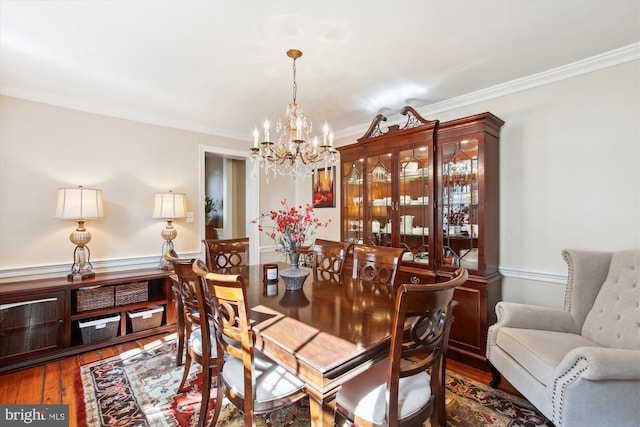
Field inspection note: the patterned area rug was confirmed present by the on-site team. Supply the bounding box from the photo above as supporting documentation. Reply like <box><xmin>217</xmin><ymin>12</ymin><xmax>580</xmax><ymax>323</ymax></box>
<box><xmin>75</xmin><ymin>340</ymin><xmax>552</xmax><ymax>427</ymax></box>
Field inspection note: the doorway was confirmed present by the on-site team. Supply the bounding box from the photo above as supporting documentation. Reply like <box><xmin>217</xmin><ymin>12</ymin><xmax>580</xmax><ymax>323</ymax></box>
<box><xmin>200</xmin><ymin>145</ymin><xmax>259</xmax><ymax>264</ymax></box>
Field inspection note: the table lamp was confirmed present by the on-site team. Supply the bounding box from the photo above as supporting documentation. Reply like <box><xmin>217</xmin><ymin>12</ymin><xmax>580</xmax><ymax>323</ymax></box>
<box><xmin>55</xmin><ymin>185</ymin><xmax>104</xmax><ymax>281</ymax></box>
<box><xmin>153</xmin><ymin>191</ymin><xmax>187</xmax><ymax>269</ymax></box>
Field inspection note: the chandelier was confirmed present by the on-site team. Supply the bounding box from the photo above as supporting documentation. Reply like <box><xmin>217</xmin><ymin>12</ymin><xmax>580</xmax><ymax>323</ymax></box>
<box><xmin>250</xmin><ymin>49</ymin><xmax>338</xmax><ymax>180</ymax></box>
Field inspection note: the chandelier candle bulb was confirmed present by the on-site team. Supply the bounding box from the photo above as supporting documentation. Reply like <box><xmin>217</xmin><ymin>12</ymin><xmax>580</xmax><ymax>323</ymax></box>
<box><xmin>329</xmin><ymin>132</ymin><xmax>334</xmax><ymax>147</ymax></box>
<box><xmin>323</xmin><ymin>122</ymin><xmax>329</xmax><ymax>145</ymax></box>
<box><xmin>253</xmin><ymin>128</ymin><xmax>259</xmax><ymax>148</ymax></box>
<box><xmin>296</xmin><ymin>117</ymin><xmax>302</xmax><ymax>140</ymax></box>
<box><xmin>263</xmin><ymin>119</ymin><xmax>270</xmax><ymax>142</ymax></box>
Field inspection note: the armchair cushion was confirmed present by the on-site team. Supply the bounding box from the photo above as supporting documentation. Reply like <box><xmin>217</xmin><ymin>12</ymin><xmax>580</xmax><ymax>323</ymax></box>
<box><xmin>496</xmin><ymin>328</ymin><xmax>599</xmax><ymax>384</ymax></box>
<box><xmin>496</xmin><ymin>328</ymin><xmax>602</xmax><ymax>386</ymax></box>
<box><xmin>581</xmin><ymin>250</ymin><xmax>640</xmax><ymax>349</ymax></box>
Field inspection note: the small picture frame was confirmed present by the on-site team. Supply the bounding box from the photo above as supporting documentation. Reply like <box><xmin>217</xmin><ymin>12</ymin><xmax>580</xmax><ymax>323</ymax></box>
<box><xmin>312</xmin><ymin>167</ymin><xmax>335</xmax><ymax>208</ymax></box>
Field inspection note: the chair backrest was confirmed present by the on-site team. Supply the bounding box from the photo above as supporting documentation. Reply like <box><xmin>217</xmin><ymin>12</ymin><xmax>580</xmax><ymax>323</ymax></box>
<box><xmin>165</xmin><ymin>251</ymin><xmax>200</xmax><ymax>324</ymax></box>
<box><xmin>202</xmin><ymin>237</ymin><xmax>250</xmax><ymax>271</ymax></box>
<box><xmin>167</xmin><ymin>254</ymin><xmax>216</xmax><ymax>359</ymax></box>
<box><xmin>351</xmin><ymin>244</ymin><xmax>405</xmax><ymax>286</ymax></box>
<box><xmin>309</xmin><ymin>239</ymin><xmax>352</xmax><ymax>278</ymax></box>
<box><xmin>192</xmin><ymin>260</ymin><xmax>255</xmax><ymax>414</ymax></box>
<box><xmin>387</xmin><ymin>267</ymin><xmax>468</xmax><ymax>426</ymax></box>
<box><xmin>579</xmin><ymin>249</ymin><xmax>640</xmax><ymax>349</ymax></box>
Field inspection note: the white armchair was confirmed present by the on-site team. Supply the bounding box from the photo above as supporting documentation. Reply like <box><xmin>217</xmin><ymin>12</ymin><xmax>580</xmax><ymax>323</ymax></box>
<box><xmin>486</xmin><ymin>249</ymin><xmax>640</xmax><ymax>427</ymax></box>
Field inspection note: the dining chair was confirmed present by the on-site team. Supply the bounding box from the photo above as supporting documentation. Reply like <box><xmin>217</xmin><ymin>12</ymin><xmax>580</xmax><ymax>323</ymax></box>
<box><xmin>308</xmin><ymin>239</ymin><xmax>352</xmax><ymax>279</ymax></box>
<box><xmin>167</xmin><ymin>254</ymin><xmax>218</xmax><ymax>427</ymax></box>
<box><xmin>351</xmin><ymin>244</ymin><xmax>405</xmax><ymax>288</ymax></box>
<box><xmin>202</xmin><ymin>237</ymin><xmax>249</xmax><ymax>272</ymax></box>
<box><xmin>192</xmin><ymin>260</ymin><xmax>308</xmax><ymax>427</ymax></box>
<box><xmin>164</xmin><ymin>250</ymin><xmax>190</xmax><ymax>366</ymax></box>
<box><xmin>334</xmin><ymin>268</ymin><xmax>468</xmax><ymax>427</ymax></box>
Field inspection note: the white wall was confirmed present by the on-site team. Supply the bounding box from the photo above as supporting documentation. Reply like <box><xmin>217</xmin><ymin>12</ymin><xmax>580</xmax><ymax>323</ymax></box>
<box><xmin>1</xmin><ymin>60</ymin><xmax>638</xmax><ymax>311</ymax></box>
<box><xmin>0</xmin><ymin>96</ymin><xmax>266</xmax><ymax>277</ymax></box>
<box><xmin>332</xmin><ymin>60</ymin><xmax>640</xmax><ymax>307</ymax></box>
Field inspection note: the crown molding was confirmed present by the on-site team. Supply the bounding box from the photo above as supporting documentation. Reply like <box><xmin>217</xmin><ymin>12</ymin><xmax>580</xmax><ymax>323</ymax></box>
<box><xmin>335</xmin><ymin>42</ymin><xmax>640</xmax><ymax>140</ymax></box>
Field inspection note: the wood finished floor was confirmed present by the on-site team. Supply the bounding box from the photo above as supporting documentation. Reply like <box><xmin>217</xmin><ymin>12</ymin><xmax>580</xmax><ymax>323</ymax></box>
<box><xmin>0</xmin><ymin>332</ymin><xmax>521</xmax><ymax>427</ymax></box>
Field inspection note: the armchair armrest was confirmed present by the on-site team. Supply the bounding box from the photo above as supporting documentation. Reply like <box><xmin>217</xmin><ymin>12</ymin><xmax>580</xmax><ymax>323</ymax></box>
<box><xmin>549</xmin><ymin>347</ymin><xmax>640</xmax><ymax>426</ymax></box>
<box><xmin>554</xmin><ymin>347</ymin><xmax>640</xmax><ymax>381</ymax></box>
<box><xmin>494</xmin><ymin>301</ymin><xmax>579</xmax><ymax>333</ymax></box>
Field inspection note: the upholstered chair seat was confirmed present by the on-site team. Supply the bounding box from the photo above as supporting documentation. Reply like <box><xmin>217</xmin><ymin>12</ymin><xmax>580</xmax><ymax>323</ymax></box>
<box><xmin>335</xmin><ymin>360</ymin><xmax>432</xmax><ymax>426</ymax></box>
<box><xmin>188</xmin><ymin>327</ymin><xmax>216</xmax><ymax>359</ymax></box>
<box><xmin>221</xmin><ymin>354</ymin><xmax>305</xmax><ymax>409</ymax></box>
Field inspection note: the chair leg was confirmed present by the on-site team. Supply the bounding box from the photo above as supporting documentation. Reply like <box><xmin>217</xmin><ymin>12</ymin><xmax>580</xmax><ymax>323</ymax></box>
<box><xmin>197</xmin><ymin>360</ymin><xmax>212</xmax><ymax>427</ymax></box>
<box><xmin>176</xmin><ymin>330</ymin><xmax>185</xmax><ymax>366</ymax></box>
<box><xmin>174</xmin><ymin>293</ymin><xmax>185</xmax><ymax>366</ymax></box>
<box><xmin>333</xmin><ymin>408</ymin><xmax>349</xmax><ymax>427</ymax></box>
<box><xmin>431</xmin><ymin>357</ymin><xmax>446</xmax><ymax>427</ymax></box>
<box><xmin>489</xmin><ymin>363</ymin><xmax>502</xmax><ymax>388</ymax></box>
<box><xmin>207</xmin><ymin>376</ymin><xmax>224</xmax><ymax>427</ymax></box>
<box><xmin>178</xmin><ymin>352</ymin><xmax>192</xmax><ymax>392</ymax></box>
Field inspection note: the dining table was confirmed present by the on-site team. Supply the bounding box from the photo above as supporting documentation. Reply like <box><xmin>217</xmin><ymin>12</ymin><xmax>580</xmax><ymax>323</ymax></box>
<box><xmin>218</xmin><ymin>262</ymin><xmax>397</xmax><ymax>427</ymax></box>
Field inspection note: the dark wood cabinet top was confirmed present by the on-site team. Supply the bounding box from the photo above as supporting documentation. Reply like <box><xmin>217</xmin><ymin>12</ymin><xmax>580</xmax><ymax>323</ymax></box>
<box><xmin>0</xmin><ymin>268</ymin><xmax>171</xmax><ymax>294</ymax></box>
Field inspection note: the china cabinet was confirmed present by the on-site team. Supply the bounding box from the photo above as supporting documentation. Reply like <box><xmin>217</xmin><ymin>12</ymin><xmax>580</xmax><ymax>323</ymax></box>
<box><xmin>338</xmin><ymin>107</ymin><xmax>504</xmax><ymax>369</ymax></box>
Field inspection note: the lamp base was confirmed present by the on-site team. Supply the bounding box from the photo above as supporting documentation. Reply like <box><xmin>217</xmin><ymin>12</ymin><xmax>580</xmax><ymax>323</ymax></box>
<box><xmin>67</xmin><ymin>271</ymin><xmax>96</xmax><ymax>281</ymax></box>
<box><xmin>159</xmin><ymin>239</ymin><xmax>175</xmax><ymax>270</ymax></box>
<box><xmin>67</xmin><ymin>242</ymin><xmax>95</xmax><ymax>281</ymax></box>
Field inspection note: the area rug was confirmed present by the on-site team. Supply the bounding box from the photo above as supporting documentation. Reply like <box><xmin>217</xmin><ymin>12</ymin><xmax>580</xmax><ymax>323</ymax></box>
<box><xmin>75</xmin><ymin>340</ymin><xmax>552</xmax><ymax>427</ymax></box>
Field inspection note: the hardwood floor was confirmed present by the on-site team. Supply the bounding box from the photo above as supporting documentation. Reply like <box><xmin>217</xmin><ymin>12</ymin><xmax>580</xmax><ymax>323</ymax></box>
<box><xmin>0</xmin><ymin>332</ymin><xmax>520</xmax><ymax>427</ymax></box>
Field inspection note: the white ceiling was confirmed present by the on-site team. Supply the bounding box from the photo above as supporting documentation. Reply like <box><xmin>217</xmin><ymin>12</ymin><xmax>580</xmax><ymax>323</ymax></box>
<box><xmin>1</xmin><ymin>0</ymin><xmax>639</xmax><ymax>141</ymax></box>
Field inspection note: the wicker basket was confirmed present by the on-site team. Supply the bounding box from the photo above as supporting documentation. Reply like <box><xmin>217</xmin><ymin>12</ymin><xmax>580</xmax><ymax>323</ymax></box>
<box><xmin>115</xmin><ymin>282</ymin><xmax>148</xmax><ymax>306</ymax></box>
<box><xmin>78</xmin><ymin>314</ymin><xmax>120</xmax><ymax>344</ymax></box>
<box><xmin>128</xmin><ymin>305</ymin><xmax>164</xmax><ymax>332</ymax></box>
<box><xmin>76</xmin><ymin>285</ymin><xmax>114</xmax><ymax>312</ymax></box>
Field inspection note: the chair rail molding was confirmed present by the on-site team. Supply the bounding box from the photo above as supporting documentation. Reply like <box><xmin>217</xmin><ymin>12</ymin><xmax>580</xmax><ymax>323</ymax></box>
<box><xmin>0</xmin><ymin>252</ymin><xmax>202</xmax><ymax>281</ymax></box>
<box><xmin>499</xmin><ymin>266</ymin><xmax>567</xmax><ymax>284</ymax></box>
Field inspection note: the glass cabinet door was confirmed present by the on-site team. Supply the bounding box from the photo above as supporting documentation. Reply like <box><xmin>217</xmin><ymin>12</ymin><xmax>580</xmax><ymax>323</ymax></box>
<box><xmin>440</xmin><ymin>138</ymin><xmax>479</xmax><ymax>270</ymax></box>
<box><xmin>0</xmin><ymin>291</ymin><xmax>65</xmax><ymax>363</ymax></box>
<box><xmin>365</xmin><ymin>153</ymin><xmax>392</xmax><ymax>246</ymax></box>
<box><xmin>342</xmin><ymin>160</ymin><xmax>364</xmax><ymax>243</ymax></box>
<box><xmin>398</xmin><ymin>146</ymin><xmax>432</xmax><ymax>267</ymax></box>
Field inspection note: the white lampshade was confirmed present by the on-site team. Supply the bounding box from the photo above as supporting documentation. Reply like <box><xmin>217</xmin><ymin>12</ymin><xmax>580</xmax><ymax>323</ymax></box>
<box><xmin>56</xmin><ymin>186</ymin><xmax>104</xmax><ymax>219</ymax></box>
<box><xmin>153</xmin><ymin>191</ymin><xmax>187</xmax><ymax>219</ymax></box>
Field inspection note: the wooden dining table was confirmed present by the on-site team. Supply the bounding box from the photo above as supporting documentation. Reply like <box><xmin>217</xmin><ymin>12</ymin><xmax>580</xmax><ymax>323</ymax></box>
<box><xmin>221</xmin><ymin>262</ymin><xmax>397</xmax><ymax>427</ymax></box>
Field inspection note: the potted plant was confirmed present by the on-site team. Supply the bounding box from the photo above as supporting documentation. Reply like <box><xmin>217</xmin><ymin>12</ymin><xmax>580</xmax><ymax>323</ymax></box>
<box><xmin>205</xmin><ymin>196</ymin><xmax>221</xmax><ymax>238</ymax></box>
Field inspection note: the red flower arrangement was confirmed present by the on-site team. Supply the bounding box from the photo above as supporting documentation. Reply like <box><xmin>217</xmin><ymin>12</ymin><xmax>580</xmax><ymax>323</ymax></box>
<box><xmin>253</xmin><ymin>199</ymin><xmax>330</xmax><ymax>254</ymax></box>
